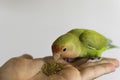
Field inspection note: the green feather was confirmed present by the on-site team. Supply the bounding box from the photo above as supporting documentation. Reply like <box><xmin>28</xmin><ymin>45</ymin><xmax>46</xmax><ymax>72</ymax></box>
<box><xmin>52</xmin><ymin>28</ymin><xmax>116</xmax><ymax>59</ymax></box>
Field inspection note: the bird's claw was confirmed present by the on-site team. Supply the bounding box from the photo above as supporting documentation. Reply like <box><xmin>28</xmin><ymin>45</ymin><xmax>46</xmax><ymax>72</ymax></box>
<box><xmin>87</xmin><ymin>57</ymin><xmax>103</xmax><ymax>63</ymax></box>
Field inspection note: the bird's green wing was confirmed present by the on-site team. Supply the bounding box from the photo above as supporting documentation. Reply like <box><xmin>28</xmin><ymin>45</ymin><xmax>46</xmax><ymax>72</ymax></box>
<box><xmin>68</xmin><ymin>28</ymin><xmax>111</xmax><ymax>58</ymax></box>
<box><xmin>79</xmin><ymin>30</ymin><xmax>109</xmax><ymax>50</ymax></box>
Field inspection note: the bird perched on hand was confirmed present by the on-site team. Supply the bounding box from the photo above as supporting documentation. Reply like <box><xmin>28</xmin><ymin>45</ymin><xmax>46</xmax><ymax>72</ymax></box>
<box><xmin>52</xmin><ymin>28</ymin><xmax>116</xmax><ymax>62</ymax></box>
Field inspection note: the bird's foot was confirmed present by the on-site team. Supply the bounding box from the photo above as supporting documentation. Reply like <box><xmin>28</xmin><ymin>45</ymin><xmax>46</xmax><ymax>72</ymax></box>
<box><xmin>87</xmin><ymin>57</ymin><xmax>103</xmax><ymax>63</ymax></box>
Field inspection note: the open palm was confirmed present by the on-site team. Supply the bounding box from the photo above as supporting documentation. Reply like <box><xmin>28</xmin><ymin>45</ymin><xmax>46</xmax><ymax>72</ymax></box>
<box><xmin>0</xmin><ymin>54</ymin><xmax>119</xmax><ymax>80</ymax></box>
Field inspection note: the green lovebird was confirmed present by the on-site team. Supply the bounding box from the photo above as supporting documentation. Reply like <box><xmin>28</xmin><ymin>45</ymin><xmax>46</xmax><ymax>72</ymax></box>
<box><xmin>52</xmin><ymin>28</ymin><xmax>115</xmax><ymax>62</ymax></box>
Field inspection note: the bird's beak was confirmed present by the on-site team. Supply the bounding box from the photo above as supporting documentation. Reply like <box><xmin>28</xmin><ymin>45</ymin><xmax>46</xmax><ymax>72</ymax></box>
<box><xmin>53</xmin><ymin>53</ymin><xmax>61</xmax><ymax>61</ymax></box>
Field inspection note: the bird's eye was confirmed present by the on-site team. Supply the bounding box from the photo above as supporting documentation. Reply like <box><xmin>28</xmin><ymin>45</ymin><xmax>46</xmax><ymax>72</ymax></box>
<box><xmin>63</xmin><ymin>48</ymin><xmax>67</xmax><ymax>52</ymax></box>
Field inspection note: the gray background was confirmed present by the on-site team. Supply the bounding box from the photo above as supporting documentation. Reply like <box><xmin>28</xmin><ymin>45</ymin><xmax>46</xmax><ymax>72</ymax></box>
<box><xmin>0</xmin><ymin>0</ymin><xmax>120</xmax><ymax>80</ymax></box>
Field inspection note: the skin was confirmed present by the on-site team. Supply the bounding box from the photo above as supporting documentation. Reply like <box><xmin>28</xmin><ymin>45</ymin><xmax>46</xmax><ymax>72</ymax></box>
<box><xmin>0</xmin><ymin>54</ymin><xmax>119</xmax><ymax>80</ymax></box>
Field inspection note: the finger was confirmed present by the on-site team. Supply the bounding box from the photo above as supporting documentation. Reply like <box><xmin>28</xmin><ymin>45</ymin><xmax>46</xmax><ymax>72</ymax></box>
<box><xmin>76</xmin><ymin>58</ymin><xmax>119</xmax><ymax>69</ymax></box>
<box><xmin>58</xmin><ymin>65</ymin><xmax>81</xmax><ymax>80</ymax></box>
<box><xmin>98</xmin><ymin>58</ymin><xmax>120</xmax><ymax>67</ymax></box>
<box><xmin>81</xmin><ymin>63</ymin><xmax>116</xmax><ymax>80</ymax></box>
<box><xmin>19</xmin><ymin>54</ymin><xmax>33</xmax><ymax>59</ymax></box>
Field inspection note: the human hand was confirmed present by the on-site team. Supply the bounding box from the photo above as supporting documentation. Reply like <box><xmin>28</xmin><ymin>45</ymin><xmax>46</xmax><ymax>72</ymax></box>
<box><xmin>0</xmin><ymin>54</ymin><xmax>119</xmax><ymax>80</ymax></box>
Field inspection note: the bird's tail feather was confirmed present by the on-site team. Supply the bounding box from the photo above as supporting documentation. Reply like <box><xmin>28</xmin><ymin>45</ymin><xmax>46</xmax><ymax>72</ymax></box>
<box><xmin>107</xmin><ymin>39</ymin><xmax>119</xmax><ymax>49</ymax></box>
<box><xmin>108</xmin><ymin>44</ymin><xmax>119</xmax><ymax>49</ymax></box>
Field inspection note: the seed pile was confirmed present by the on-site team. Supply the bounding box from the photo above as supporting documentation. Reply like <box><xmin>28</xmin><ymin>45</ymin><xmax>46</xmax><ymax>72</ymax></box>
<box><xmin>42</xmin><ymin>63</ymin><xmax>64</xmax><ymax>76</ymax></box>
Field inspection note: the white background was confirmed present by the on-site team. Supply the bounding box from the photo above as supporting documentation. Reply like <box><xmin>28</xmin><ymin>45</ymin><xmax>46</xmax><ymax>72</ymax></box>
<box><xmin>0</xmin><ymin>0</ymin><xmax>120</xmax><ymax>80</ymax></box>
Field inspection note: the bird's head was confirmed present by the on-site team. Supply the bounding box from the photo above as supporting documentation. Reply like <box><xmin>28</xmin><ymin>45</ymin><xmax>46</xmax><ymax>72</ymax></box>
<box><xmin>51</xmin><ymin>33</ymin><xmax>80</xmax><ymax>62</ymax></box>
